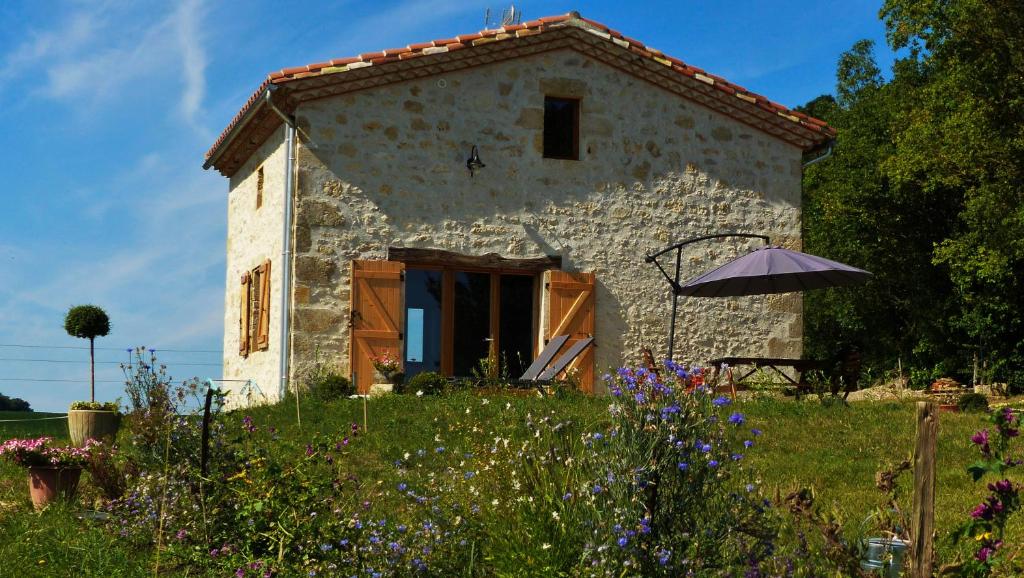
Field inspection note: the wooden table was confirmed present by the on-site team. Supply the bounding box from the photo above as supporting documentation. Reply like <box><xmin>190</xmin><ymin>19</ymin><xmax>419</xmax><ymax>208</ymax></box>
<box><xmin>709</xmin><ymin>356</ymin><xmax>827</xmax><ymax>399</ymax></box>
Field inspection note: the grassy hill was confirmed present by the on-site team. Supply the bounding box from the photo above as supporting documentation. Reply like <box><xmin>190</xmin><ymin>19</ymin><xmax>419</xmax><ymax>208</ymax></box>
<box><xmin>0</xmin><ymin>393</ymin><xmax>1008</xmax><ymax>575</ymax></box>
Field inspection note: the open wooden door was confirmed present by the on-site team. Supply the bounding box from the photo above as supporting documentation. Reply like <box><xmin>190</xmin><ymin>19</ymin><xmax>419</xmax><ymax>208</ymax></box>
<box><xmin>350</xmin><ymin>260</ymin><xmax>404</xmax><ymax>393</ymax></box>
<box><xmin>545</xmin><ymin>270</ymin><xmax>595</xmax><ymax>392</ymax></box>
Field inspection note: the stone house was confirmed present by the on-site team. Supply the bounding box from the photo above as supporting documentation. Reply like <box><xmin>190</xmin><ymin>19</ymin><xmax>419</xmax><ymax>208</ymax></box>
<box><xmin>204</xmin><ymin>12</ymin><xmax>834</xmax><ymax>402</ymax></box>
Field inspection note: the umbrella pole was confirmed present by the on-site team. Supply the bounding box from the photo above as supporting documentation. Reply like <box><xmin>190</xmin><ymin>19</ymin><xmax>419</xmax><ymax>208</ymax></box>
<box><xmin>645</xmin><ymin>233</ymin><xmax>771</xmax><ymax>362</ymax></box>
<box><xmin>668</xmin><ymin>246</ymin><xmax>682</xmax><ymax>362</ymax></box>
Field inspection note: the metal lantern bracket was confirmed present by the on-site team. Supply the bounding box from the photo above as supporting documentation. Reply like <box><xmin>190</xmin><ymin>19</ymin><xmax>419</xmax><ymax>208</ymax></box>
<box><xmin>644</xmin><ymin>233</ymin><xmax>769</xmax><ymax>361</ymax></box>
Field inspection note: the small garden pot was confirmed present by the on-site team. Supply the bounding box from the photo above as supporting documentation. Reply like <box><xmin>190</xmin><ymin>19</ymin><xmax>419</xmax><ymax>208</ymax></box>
<box><xmin>860</xmin><ymin>537</ymin><xmax>908</xmax><ymax>577</ymax></box>
<box><xmin>28</xmin><ymin>466</ymin><xmax>82</xmax><ymax>510</ymax></box>
<box><xmin>68</xmin><ymin>409</ymin><xmax>121</xmax><ymax>446</ymax></box>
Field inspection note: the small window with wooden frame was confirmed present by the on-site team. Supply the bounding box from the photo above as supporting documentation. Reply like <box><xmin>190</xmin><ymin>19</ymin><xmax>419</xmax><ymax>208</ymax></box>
<box><xmin>543</xmin><ymin>96</ymin><xmax>580</xmax><ymax>160</ymax></box>
<box><xmin>239</xmin><ymin>259</ymin><xmax>272</xmax><ymax>357</ymax></box>
<box><xmin>255</xmin><ymin>166</ymin><xmax>264</xmax><ymax>209</ymax></box>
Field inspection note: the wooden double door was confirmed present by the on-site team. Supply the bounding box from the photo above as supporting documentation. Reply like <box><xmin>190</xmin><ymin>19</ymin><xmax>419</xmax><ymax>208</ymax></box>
<box><xmin>349</xmin><ymin>260</ymin><xmax>595</xmax><ymax>394</ymax></box>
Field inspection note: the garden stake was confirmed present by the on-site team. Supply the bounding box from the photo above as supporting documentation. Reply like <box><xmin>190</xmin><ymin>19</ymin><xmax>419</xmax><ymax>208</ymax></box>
<box><xmin>363</xmin><ymin>395</ymin><xmax>368</xmax><ymax>433</ymax></box>
<box><xmin>153</xmin><ymin>424</ymin><xmax>173</xmax><ymax>577</ymax></box>
<box><xmin>200</xmin><ymin>384</ymin><xmax>214</xmax><ymax>477</ymax></box>
<box><xmin>910</xmin><ymin>401</ymin><xmax>937</xmax><ymax>577</ymax></box>
<box><xmin>294</xmin><ymin>381</ymin><xmax>301</xmax><ymax>428</ymax></box>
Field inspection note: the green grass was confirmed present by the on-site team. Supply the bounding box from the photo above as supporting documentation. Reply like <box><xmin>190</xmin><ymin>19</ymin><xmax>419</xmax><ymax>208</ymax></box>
<box><xmin>0</xmin><ymin>393</ymin><xmax>1009</xmax><ymax>574</ymax></box>
<box><xmin>0</xmin><ymin>411</ymin><xmax>67</xmax><ymax>440</ymax></box>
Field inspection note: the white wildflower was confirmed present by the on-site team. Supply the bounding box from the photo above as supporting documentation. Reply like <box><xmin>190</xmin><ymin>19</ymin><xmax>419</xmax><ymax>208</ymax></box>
<box><xmin>542</xmin><ymin>543</ymin><xmax>552</xmax><ymax>550</ymax></box>
<box><xmin>416</xmin><ymin>390</ymin><xmax>424</xmax><ymax>397</ymax></box>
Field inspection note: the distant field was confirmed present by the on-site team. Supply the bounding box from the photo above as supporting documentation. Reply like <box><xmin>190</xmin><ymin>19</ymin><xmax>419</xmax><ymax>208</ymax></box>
<box><xmin>0</xmin><ymin>411</ymin><xmax>68</xmax><ymax>440</ymax></box>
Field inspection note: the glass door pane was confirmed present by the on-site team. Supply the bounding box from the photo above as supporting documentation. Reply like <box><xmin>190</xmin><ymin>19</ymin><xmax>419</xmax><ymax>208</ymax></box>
<box><xmin>404</xmin><ymin>269</ymin><xmax>443</xmax><ymax>379</ymax></box>
<box><xmin>453</xmin><ymin>272</ymin><xmax>491</xmax><ymax>377</ymax></box>
<box><xmin>499</xmin><ymin>275</ymin><xmax>535</xmax><ymax>377</ymax></box>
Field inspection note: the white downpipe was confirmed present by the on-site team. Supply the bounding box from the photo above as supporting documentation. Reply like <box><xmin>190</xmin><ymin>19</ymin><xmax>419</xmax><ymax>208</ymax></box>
<box><xmin>265</xmin><ymin>87</ymin><xmax>296</xmax><ymax>400</ymax></box>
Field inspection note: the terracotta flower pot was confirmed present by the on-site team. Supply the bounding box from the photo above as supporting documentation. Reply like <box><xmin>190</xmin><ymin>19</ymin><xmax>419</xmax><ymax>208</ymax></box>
<box><xmin>68</xmin><ymin>409</ymin><xmax>121</xmax><ymax>446</ymax></box>
<box><xmin>28</xmin><ymin>466</ymin><xmax>82</xmax><ymax>510</ymax></box>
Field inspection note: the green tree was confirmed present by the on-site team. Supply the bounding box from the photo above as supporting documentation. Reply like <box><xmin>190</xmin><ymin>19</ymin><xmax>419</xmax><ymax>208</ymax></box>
<box><xmin>803</xmin><ymin>0</ymin><xmax>1024</xmax><ymax>389</ymax></box>
<box><xmin>64</xmin><ymin>305</ymin><xmax>111</xmax><ymax>402</ymax></box>
<box><xmin>881</xmin><ymin>0</ymin><xmax>1024</xmax><ymax>387</ymax></box>
<box><xmin>801</xmin><ymin>40</ymin><xmax>960</xmax><ymax>382</ymax></box>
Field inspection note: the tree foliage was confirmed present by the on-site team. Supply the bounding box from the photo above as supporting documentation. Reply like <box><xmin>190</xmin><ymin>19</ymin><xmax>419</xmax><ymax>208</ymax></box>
<box><xmin>63</xmin><ymin>305</ymin><xmax>111</xmax><ymax>340</ymax></box>
<box><xmin>802</xmin><ymin>0</ymin><xmax>1024</xmax><ymax>388</ymax></box>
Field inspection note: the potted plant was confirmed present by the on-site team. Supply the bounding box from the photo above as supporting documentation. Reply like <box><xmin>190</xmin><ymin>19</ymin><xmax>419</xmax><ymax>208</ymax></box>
<box><xmin>67</xmin><ymin>400</ymin><xmax>122</xmax><ymax>446</ymax></box>
<box><xmin>370</xmin><ymin>352</ymin><xmax>402</xmax><ymax>394</ymax></box>
<box><xmin>0</xmin><ymin>437</ymin><xmax>95</xmax><ymax>510</ymax></box>
<box><xmin>64</xmin><ymin>305</ymin><xmax>120</xmax><ymax>445</ymax></box>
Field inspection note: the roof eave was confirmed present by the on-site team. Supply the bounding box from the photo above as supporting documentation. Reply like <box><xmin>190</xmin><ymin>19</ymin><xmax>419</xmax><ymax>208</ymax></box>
<box><xmin>203</xmin><ymin>85</ymin><xmax>277</xmax><ymax>173</ymax></box>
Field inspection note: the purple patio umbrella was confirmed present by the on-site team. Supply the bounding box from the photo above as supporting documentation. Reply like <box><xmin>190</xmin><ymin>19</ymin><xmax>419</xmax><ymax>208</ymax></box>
<box><xmin>678</xmin><ymin>246</ymin><xmax>872</xmax><ymax>297</ymax></box>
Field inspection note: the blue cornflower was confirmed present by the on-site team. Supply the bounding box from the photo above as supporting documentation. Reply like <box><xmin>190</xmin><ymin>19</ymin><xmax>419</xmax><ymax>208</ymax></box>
<box><xmin>746</xmin><ymin>484</ymin><xmax>756</xmax><ymax>492</ymax></box>
<box><xmin>398</xmin><ymin>482</ymin><xmax>407</xmax><ymax>491</ymax></box>
<box><xmin>678</xmin><ymin>462</ymin><xmax>689</xmax><ymax>471</ymax></box>
<box><xmin>435</xmin><ymin>446</ymin><xmax>445</xmax><ymax>453</ymax></box>
<box><xmin>593</xmin><ymin>432</ymin><xmax>603</xmax><ymax>440</ymax></box>
<box><xmin>751</xmin><ymin>428</ymin><xmax>763</xmax><ymax>436</ymax></box>
<box><xmin>708</xmin><ymin>460</ymin><xmax>719</xmax><ymax>468</ymax></box>
<box><xmin>562</xmin><ymin>492</ymin><xmax>573</xmax><ymax>501</ymax></box>
<box><xmin>658</xmin><ymin>549</ymin><xmax>671</xmax><ymax>566</ymax></box>
<box><xmin>464</xmin><ymin>471</ymin><xmax>475</xmax><ymax>479</ymax></box>
<box><xmin>731</xmin><ymin>453</ymin><xmax>743</xmax><ymax>461</ymax></box>
<box><xmin>728</xmin><ymin>412</ymin><xmax>746</xmax><ymax>425</ymax></box>
<box><xmin>617</xmin><ymin>536</ymin><xmax>628</xmax><ymax>548</ymax></box>
<box><xmin>744</xmin><ymin>440</ymin><xmax>754</xmax><ymax>448</ymax></box>
<box><xmin>320</xmin><ymin>543</ymin><xmax>333</xmax><ymax>551</ymax></box>
<box><xmin>613</xmin><ymin>524</ymin><xmax>622</xmax><ymax>533</ymax></box>
<box><xmin>634</xmin><ymin>392</ymin><xmax>647</xmax><ymax>404</ymax></box>
<box><xmin>592</xmin><ymin>485</ymin><xmax>602</xmax><ymax>494</ymax></box>
<box><xmin>700</xmin><ymin>443</ymin><xmax>712</xmax><ymax>453</ymax></box>
<box><xmin>712</xmin><ymin>396</ymin><xmax>731</xmax><ymax>407</ymax></box>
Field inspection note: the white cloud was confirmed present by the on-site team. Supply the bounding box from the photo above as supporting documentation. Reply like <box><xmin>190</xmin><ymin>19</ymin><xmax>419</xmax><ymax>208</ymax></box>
<box><xmin>1</xmin><ymin>1</ymin><xmax>209</xmax><ymax>134</ymax></box>
<box><xmin>0</xmin><ymin>11</ymin><xmax>99</xmax><ymax>82</ymax></box>
<box><xmin>175</xmin><ymin>0</ymin><xmax>209</xmax><ymax>134</ymax></box>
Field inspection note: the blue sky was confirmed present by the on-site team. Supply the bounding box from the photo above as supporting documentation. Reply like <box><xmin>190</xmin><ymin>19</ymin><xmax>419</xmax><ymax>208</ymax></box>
<box><xmin>0</xmin><ymin>0</ymin><xmax>894</xmax><ymax>411</ymax></box>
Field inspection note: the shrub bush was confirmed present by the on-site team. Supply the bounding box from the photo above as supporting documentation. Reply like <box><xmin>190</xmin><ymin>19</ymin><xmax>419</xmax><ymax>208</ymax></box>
<box><xmin>403</xmin><ymin>371</ymin><xmax>448</xmax><ymax>395</ymax></box>
<box><xmin>307</xmin><ymin>370</ymin><xmax>354</xmax><ymax>401</ymax></box>
<box><xmin>300</xmin><ymin>351</ymin><xmax>355</xmax><ymax>400</ymax></box>
<box><xmin>958</xmin><ymin>393</ymin><xmax>989</xmax><ymax>413</ymax></box>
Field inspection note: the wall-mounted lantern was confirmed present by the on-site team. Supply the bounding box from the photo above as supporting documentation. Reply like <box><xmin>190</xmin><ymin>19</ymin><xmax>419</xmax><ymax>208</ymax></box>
<box><xmin>466</xmin><ymin>145</ymin><xmax>485</xmax><ymax>177</ymax></box>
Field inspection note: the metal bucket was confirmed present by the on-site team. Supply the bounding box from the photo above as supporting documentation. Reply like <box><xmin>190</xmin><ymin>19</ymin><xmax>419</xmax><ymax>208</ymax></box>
<box><xmin>860</xmin><ymin>538</ymin><xmax>908</xmax><ymax>577</ymax></box>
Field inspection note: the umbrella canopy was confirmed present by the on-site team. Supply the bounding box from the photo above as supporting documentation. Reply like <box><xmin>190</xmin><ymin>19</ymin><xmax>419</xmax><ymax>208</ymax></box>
<box><xmin>678</xmin><ymin>246</ymin><xmax>871</xmax><ymax>297</ymax></box>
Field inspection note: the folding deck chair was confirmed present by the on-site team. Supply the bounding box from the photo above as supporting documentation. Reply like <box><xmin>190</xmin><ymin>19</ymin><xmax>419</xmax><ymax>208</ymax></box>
<box><xmin>517</xmin><ymin>335</ymin><xmax>569</xmax><ymax>382</ymax></box>
<box><xmin>535</xmin><ymin>336</ymin><xmax>595</xmax><ymax>394</ymax></box>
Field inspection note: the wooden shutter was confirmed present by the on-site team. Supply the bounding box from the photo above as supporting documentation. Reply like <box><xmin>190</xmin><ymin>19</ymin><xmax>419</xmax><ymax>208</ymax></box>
<box><xmin>239</xmin><ymin>271</ymin><xmax>251</xmax><ymax>357</ymax></box>
<box><xmin>545</xmin><ymin>270</ymin><xmax>596</xmax><ymax>392</ymax></box>
<box><xmin>256</xmin><ymin>259</ymin><xmax>272</xmax><ymax>351</ymax></box>
<box><xmin>350</xmin><ymin>260</ymin><xmax>404</xmax><ymax>394</ymax></box>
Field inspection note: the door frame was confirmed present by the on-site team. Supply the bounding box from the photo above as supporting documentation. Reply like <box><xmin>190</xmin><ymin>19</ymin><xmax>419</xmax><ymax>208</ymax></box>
<box><xmin>399</xmin><ymin>262</ymin><xmax>540</xmax><ymax>378</ymax></box>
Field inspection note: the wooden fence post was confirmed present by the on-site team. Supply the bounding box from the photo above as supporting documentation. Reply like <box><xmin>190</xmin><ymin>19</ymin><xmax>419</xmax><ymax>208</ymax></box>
<box><xmin>200</xmin><ymin>385</ymin><xmax>215</xmax><ymax>477</ymax></box>
<box><xmin>910</xmin><ymin>401</ymin><xmax>938</xmax><ymax>577</ymax></box>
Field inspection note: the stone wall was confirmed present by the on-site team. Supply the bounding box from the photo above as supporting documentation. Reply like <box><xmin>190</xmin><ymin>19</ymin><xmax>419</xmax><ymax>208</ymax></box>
<box><xmin>278</xmin><ymin>48</ymin><xmax>803</xmax><ymax>396</ymax></box>
<box><xmin>222</xmin><ymin>125</ymin><xmax>287</xmax><ymax>405</ymax></box>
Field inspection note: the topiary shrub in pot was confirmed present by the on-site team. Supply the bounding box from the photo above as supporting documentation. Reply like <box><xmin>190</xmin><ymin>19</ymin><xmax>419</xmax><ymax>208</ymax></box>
<box><xmin>67</xmin><ymin>401</ymin><xmax>122</xmax><ymax>447</ymax></box>
<box><xmin>63</xmin><ymin>305</ymin><xmax>118</xmax><ymax>446</ymax></box>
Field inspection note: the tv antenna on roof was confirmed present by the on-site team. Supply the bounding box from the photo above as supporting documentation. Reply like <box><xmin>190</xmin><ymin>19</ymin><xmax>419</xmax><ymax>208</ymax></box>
<box><xmin>484</xmin><ymin>4</ymin><xmax>522</xmax><ymax>29</ymax></box>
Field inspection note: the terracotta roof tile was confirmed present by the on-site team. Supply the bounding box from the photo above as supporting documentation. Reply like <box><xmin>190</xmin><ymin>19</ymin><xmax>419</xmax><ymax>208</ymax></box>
<box><xmin>206</xmin><ymin>12</ymin><xmax>834</xmax><ymax>168</ymax></box>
